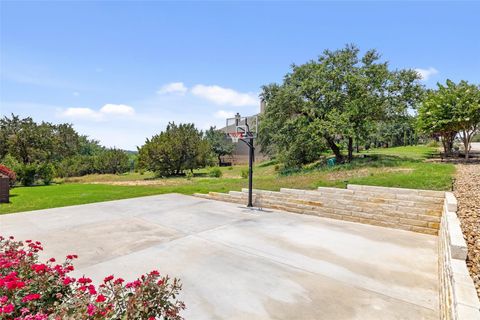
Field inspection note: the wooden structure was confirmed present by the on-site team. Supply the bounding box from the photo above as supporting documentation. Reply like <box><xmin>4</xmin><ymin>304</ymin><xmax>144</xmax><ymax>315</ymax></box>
<box><xmin>0</xmin><ymin>176</ymin><xmax>9</xmax><ymax>203</ymax></box>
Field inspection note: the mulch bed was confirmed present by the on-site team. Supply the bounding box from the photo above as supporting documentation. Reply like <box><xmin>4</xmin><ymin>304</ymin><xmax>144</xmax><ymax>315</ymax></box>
<box><xmin>454</xmin><ymin>163</ymin><xmax>480</xmax><ymax>298</ymax></box>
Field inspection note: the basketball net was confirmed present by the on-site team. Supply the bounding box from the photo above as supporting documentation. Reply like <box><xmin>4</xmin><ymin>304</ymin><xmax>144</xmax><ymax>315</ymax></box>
<box><xmin>228</xmin><ymin>132</ymin><xmax>244</xmax><ymax>143</ymax></box>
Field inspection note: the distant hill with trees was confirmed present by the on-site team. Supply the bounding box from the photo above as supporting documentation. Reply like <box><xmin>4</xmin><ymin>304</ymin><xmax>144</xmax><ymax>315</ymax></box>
<box><xmin>0</xmin><ymin>114</ymin><xmax>131</xmax><ymax>185</ymax></box>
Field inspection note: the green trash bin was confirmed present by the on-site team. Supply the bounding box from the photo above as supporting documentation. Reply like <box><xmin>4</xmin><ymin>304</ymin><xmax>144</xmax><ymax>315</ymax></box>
<box><xmin>327</xmin><ymin>157</ymin><xmax>336</xmax><ymax>167</ymax></box>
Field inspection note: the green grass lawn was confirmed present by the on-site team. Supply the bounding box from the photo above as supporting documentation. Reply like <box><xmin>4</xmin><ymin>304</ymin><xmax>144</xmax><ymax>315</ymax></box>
<box><xmin>0</xmin><ymin>145</ymin><xmax>455</xmax><ymax>214</ymax></box>
<box><xmin>361</xmin><ymin>145</ymin><xmax>438</xmax><ymax>160</ymax></box>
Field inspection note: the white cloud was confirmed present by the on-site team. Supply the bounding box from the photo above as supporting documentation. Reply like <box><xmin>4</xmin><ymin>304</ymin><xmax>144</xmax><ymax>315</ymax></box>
<box><xmin>59</xmin><ymin>104</ymin><xmax>135</xmax><ymax>121</ymax></box>
<box><xmin>157</xmin><ymin>82</ymin><xmax>188</xmax><ymax>95</ymax></box>
<box><xmin>61</xmin><ymin>107</ymin><xmax>102</xmax><ymax>120</ymax></box>
<box><xmin>99</xmin><ymin>103</ymin><xmax>135</xmax><ymax>116</ymax></box>
<box><xmin>415</xmin><ymin>67</ymin><xmax>439</xmax><ymax>81</ymax></box>
<box><xmin>73</xmin><ymin>91</ymin><xmax>80</xmax><ymax>96</ymax></box>
<box><xmin>213</xmin><ymin>110</ymin><xmax>235</xmax><ymax>119</ymax></box>
<box><xmin>191</xmin><ymin>84</ymin><xmax>258</xmax><ymax>107</ymax></box>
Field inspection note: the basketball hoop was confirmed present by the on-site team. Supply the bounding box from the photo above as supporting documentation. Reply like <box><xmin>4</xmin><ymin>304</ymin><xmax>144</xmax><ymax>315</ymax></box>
<box><xmin>228</xmin><ymin>132</ymin><xmax>244</xmax><ymax>143</ymax></box>
<box><xmin>225</xmin><ymin>112</ymin><xmax>258</xmax><ymax>208</ymax></box>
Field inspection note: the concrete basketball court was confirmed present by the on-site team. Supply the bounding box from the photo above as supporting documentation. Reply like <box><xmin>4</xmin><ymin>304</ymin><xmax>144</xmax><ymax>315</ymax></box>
<box><xmin>1</xmin><ymin>194</ymin><xmax>439</xmax><ymax>319</ymax></box>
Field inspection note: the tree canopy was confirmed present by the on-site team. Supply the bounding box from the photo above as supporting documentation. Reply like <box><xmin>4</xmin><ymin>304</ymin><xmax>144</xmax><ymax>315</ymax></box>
<box><xmin>259</xmin><ymin>44</ymin><xmax>423</xmax><ymax>166</ymax></box>
<box><xmin>204</xmin><ymin>127</ymin><xmax>235</xmax><ymax>166</ymax></box>
<box><xmin>417</xmin><ymin>80</ymin><xmax>480</xmax><ymax>159</ymax></box>
<box><xmin>137</xmin><ymin>122</ymin><xmax>211</xmax><ymax>176</ymax></box>
<box><xmin>0</xmin><ymin>114</ymin><xmax>131</xmax><ymax>185</ymax></box>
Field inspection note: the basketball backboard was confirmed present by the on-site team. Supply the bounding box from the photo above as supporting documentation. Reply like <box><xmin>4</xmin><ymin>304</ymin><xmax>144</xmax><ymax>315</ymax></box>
<box><xmin>225</xmin><ymin>113</ymin><xmax>258</xmax><ymax>140</ymax></box>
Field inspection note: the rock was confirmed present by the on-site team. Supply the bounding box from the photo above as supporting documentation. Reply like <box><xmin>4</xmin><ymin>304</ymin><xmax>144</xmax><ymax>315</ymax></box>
<box><xmin>454</xmin><ymin>164</ymin><xmax>480</xmax><ymax>299</ymax></box>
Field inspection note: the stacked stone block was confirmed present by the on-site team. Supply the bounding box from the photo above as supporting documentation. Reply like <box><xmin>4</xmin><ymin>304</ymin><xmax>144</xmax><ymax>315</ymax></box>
<box><xmin>439</xmin><ymin>192</ymin><xmax>480</xmax><ymax>319</ymax></box>
<box><xmin>195</xmin><ymin>184</ymin><xmax>444</xmax><ymax>235</ymax></box>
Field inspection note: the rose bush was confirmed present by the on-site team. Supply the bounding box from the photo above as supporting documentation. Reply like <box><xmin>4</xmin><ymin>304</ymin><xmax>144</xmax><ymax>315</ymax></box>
<box><xmin>0</xmin><ymin>165</ymin><xmax>16</xmax><ymax>188</ymax></box>
<box><xmin>0</xmin><ymin>236</ymin><xmax>185</xmax><ymax>319</ymax></box>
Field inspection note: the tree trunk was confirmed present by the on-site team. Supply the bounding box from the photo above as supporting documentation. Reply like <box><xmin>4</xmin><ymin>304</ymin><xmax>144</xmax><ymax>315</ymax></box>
<box><xmin>442</xmin><ymin>132</ymin><xmax>456</xmax><ymax>157</ymax></box>
<box><xmin>325</xmin><ymin>135</ymin><xmax>344</xmax><ymax>163</ymax></box>
<box><xmin>347</xmin><ymin>137</ymin><xmax>354</xmax><ymax>162</ymax></box>
<box><xmin>218</xmin><ymin>154</ymin><xmax>222</xmax><ymax>167</ymax></box>
<box><xmin>460</xmin><ymin>128</ymin><xmax>474</xmax><ymax>162</ymax></box>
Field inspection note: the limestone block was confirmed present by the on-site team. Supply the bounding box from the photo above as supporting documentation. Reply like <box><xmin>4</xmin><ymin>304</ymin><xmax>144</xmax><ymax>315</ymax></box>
<box><xmin>279</xmin><ymin>188</ymin><xmax>306</xmax><ymax>195</ymax></box>
<box><xmin>333</xmin><ymin>208</ymin><xmax>352</xmax><ymax>216</ymax></box>
<box><xmin>394</xmin><ymin>205</ymin><xmax>428</xmax><ymax>215</ymax></box>
<box><xmin>427</xmin><ymin>222</ymin><xmax>440</xmax><ymax>229</ymax></box>
<box><xmin>316</xmin><ymin>187</ymin><xmax>350</xmax><ymax>194</ymax></box>
<box><xmin>445</xmin><ymin>192</ymin><xmax>458</xmax><ymax>212</ymax></box>
<box><xmin>453</xmin><ymin>275</ymin><xmax>480</xmax><ymax>309</ymax></box>
<box><xmin>399</xmin><ymin>218</ymin><xmax>428</xmax><ymax>227</ymax></box>
<box><xmin>410</xmin><ymin>226</ymin><xmax>438</xmax><ymax>235</ymax></box>
<box><xmin>418</xmin><ymin>214</ymin><xmax>440</xmax><ymax>223</ymax></box>
<box><xmin>348</xmin><ymin>184</ymin><xmax>419</xmax><ymax>195</ymax></box>
<box><xmin>374</xmin><ymin>214</ymin><xmax>399</xmax><ymax>224</ymax></box>
<box><xmin>418</xmin><ymin>190</ymin><xmax>446</xmax><ymax>198</ymax></box>
<box><xmin>387</xmin><ymin>199</ymin><xmax>416</xmax><ymax>207</ymax></box>
<box><xmin>455</xmin><ymin>305</ymin><xmax>480</xmax><ymax>320</ymax></box>
<box><xmin>350</xmin><ymin>211</ymin><xmax>373</xmax><ymax>219</ymax></box>
<box><xmin>447</xmin><ymin>213</ymin><xmax>468</xmax><ymax>260</ymax></box>
<box><xmin>352</xmin><ymin>190</ymin><xmax>397</xmax><ymax>199</ymax></box>
<box><xmin>396</xmin><ymin>194</ymin><xmax>443</xmax><ymax>204</ymax></box>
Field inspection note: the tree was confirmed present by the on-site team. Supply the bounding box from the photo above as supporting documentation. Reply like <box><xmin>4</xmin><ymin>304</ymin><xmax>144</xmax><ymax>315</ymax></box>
<box><xmin>417</xmin><ymin>80</ymin><xmax>480</xmax><ymax>159</ymax></box>
<box><xmin>95</xmin><ymin>148</ymin><xmax>130</xmax><ymax>174</ymax></box>
<box><xmin>0</xmin><ymin>114</ymin><xmax>125</xmax><ymax>183</ymax></box>
<box><xmin>0</xmin><ymin>114</ymin><xmax>81</xmax><ymax>164</ymax></box>
<box><xmin>370</xmin><ymin>115</ymin><xmax>418</xmax><ymax>148</ymax></box>
<box><xmin>451</xmin><ymin>81</ymin><xmax>480</xmax><ymax>160</ymax></box>
<box><xmin>204</xmin><ymin>127</ymin><xmax>235</xmax><ymax>166</ymax></box>
<box><xmin>138</xmin><ymin>123</ymin><xmax>210</xmax><ymax>176</ymax></box>
<box><xmin>259</xmin><ymin>45</ymin><xmax>423</xmax><ymax>165</ymax></box>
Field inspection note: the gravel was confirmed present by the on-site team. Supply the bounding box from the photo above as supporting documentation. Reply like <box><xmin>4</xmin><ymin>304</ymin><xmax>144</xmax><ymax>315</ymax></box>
<box><xmin>454</xmin><ymin>163</ymin><xmax>480</xmax><ymax>298</ymax></box>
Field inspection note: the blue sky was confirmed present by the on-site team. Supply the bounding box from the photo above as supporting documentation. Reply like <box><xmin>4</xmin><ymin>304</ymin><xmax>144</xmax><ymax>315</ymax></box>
<box><xmin>1</xmin><ymin>1</ymin><xmax>479</xmax><ymax>150</ymax></box>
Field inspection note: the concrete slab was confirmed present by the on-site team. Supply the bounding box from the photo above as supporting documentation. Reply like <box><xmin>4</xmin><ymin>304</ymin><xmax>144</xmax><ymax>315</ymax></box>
<box><xmin>0</xmin><ymin>194</ymin><xmax>439</xmax><ymax>319</ymax></box>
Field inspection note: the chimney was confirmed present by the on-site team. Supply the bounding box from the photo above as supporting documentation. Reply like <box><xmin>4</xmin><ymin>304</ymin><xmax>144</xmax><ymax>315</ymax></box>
<box><xmin>260</xmin><ymin>99</ymin><xmax>266</xmax><ymax>114</ymax></box>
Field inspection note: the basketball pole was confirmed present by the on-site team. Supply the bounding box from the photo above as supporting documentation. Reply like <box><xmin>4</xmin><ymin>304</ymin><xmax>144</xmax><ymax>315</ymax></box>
<box><xmin>228</xmin><ymin>113</ymin><xmax>255</xmax><ymax>208</ymax></box>
<box><xmin>247</xmin><ymin>135</ymin><xmax>254</xmax><ymax>207</ymax></box>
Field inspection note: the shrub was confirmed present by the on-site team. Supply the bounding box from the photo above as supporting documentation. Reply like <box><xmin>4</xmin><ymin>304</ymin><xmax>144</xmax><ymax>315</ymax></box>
<box><xmin>37</xmin><ymin>163</ymin><xmax>55</xmax><ymax>185</ymax></box>
<box><xmin>56</xmin><ymin>155</ymin><xmax>96</xmax><ymax>178</ymax></box>
<box><xmin>185</xmin><ymin>171</ymin><xmax>194</xmax><ymax>180</ymax></box>
<box><xmin>426</xmin><ymin>140</ymin><xmax>440</xmax><ymax>148</ymax></box>
<box><xmin>0</xmin><ymin>165</ymin><xmax>16</xmax><ymax>188</ymax></box>
<box><xmin>240</xmin><ymin>168</ymin><xmax>249</xmax><ymax>179</ymax></box>
<box><xmin>94</xmin><ymin>148</ymin><xmax>130</xmax><ymax>174</ymax></box>
<box><xmin>0</xmin><ymin>236</ymin><xmax>185</xmax><ymax>319</ymax></box>
<box><xmin>19</xmin><ymin>164</ymin><xmax>37</xmax><ymax>186</ymax></box>
<box><xmin>302</xmin><ymin>159</ymin><xmax>326</xmax><ymax>171</ymax></box>
<box><xmin>208</xmin><ymin>167</ymin><xmax>222</xmax><ymax>178</ymax></box>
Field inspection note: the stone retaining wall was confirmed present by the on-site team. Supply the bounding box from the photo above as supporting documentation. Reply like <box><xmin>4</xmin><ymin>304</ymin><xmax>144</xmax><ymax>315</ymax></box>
<box><xmin>195</xmin><ymin>184</ymin><xmax>444</xmax><ymax>235</ymax></box>
<box><xmin>439</xmin><ymin>192</ymin><xmax>480</xmax><ymax>319</ymax></box>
